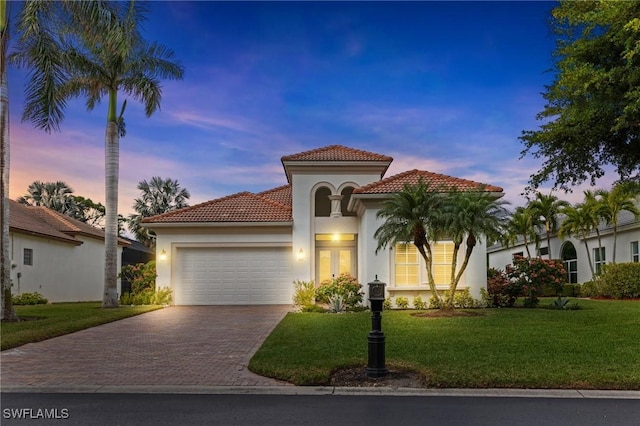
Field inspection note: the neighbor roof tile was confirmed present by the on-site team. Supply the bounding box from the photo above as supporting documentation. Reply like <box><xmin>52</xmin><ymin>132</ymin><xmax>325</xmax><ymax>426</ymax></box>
<box><xmin>353</xmin><ymin>169</ymin><xmax>504</xmax><ymax>194</ymax></box>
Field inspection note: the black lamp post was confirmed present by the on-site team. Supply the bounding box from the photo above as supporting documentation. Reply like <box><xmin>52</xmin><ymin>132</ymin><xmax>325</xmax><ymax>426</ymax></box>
<box><xmin>366</xmin><ymin>276</ymin><xmax>388</xmax><ymax>378</ymax></box>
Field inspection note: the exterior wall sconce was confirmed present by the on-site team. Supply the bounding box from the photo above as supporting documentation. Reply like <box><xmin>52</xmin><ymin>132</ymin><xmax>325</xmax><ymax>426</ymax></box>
<box><xmin>159</xmin><ymin>249</ymin><xmax>167</xmax><ymax>262</ymax></box>
<box><xmin>296</xmin><ymin>248</ymin><xmax>304</xmax><ymax>262</ymax></box>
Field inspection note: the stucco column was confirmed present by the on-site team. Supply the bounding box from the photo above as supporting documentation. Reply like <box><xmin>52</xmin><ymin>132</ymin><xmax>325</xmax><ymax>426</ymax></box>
<box><xmin>329</xmin><ymin>194</ymin><xmax>343</xmax><ymax>218</ymax></box>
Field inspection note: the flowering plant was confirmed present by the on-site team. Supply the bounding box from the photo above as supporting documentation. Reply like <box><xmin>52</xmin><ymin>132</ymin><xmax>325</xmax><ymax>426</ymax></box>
<box><xmin>506</xmin><ymin>256</ymin><xmax>566</xmax><ymax>308</ymax></box>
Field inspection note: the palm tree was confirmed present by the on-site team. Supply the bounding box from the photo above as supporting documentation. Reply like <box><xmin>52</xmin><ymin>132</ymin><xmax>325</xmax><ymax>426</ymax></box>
<box><xmin>558</xmin><ymin>203</ymin><xmax>595</xmax><ymax>278</ymax></box>
<box><xmin>1</xmin><ymin>0</ymin><xmax>17</xmax><ymax>321</ymax></box>
<box><xmin>596</xmin><ymin>184</ymin><xmax>640</xmax><ymax>263</ymax></box>
<box><xmin>17</xmin><ymin>180</ymin><xmax>78</xmax><ymax>215</ymax></box>
<box><xmin>527</xmin><ymin>192</ymin><xmax>569</xmax><ymax>259</ymax></box>
<box><xmin>12</xmin><ymin>1</ymin><xmax>183</xmax><ymax>307</ymax></box>
<box><xmin>374</xmin><ymin>181</ymin><xmax>443</xmax><ymax>302</ymax></box>
<box><xmin>441</xmin><ymin>188</ymin><xmax>508</xmax><ymax>308</ymax></box>
<box><xmin>503</xmin><ymin>206</ymin><xmax>540</xmax><ymax>258</ymax></box>
<box><xmin>128</xmin><ymin>176</ymin><xmax>190</xmax><ymax>247</ymax></box>
<box><xmin>583</xmin><ymin>190</ymin><xmax>606</xmax><ymax>254</ymax></box>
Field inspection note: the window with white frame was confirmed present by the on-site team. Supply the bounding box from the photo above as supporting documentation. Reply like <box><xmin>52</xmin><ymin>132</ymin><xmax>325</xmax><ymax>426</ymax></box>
<box><xmin>23</xmin><ymin>248</ymin><xmax>33</xmax><ymax>266</ymax></box>
<box><xmin>394</xmin><ymin>243</ymin><xmax>419</xmax><ymax>286</ymax></box>
<box><xmin>632</xmin><ymin>241</ymin><xmax>639</xmax><ymax>263</ymax></box>
<box><xmin>432</xmin><ymin>241</ymin><xmax>454</xmax><ymax>285</ymax></box>
<box><xmin>593</xmin><ymin>247</ymin><xmax>606</xmax><ymax>274</ymax></box>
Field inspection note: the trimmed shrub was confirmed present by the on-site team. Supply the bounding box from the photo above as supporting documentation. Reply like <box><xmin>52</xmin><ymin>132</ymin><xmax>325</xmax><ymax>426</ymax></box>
<box><xmin>395</xmin><ymin>296</ymin><xmax>409</xmax><ymax>309</ymax></box>
<box><xmin>120</xmin><ymin>287</ymin><xmax>172</xmax><ymax>305</ymax></box>
<box><xmin>413</xmin><ymin>295</ymin><xmax>427</xmax><ymax>310</ymax></box>
<box><xmin>453</xmin><ymin>288</ymin><xmax>477</xmax><ymax>308</ymax></box>
<box><xmin>383</xmin><ymin>298</ymin><xmax>392</xmax><ymax>310</ymax></box>
<box><xmin>597</xmin><ymin>263</ymin><xmax>640</xmax><ymax>299</ymax></box>
<box><xmin>315</xmin><ymin>273</ymin><xmax>363</xmax><ymax>311</ymax></box>
<box><xmin>580</xmin><ymin>281</ymin><xmax>598</xmax><ymax>297</ymax></box>
<box><xmin>12</xmin><ymin>292</ymin><xmax>48</xmax><ymax>305</ymax></box>
<box><xmin>429</xmin><ymin>294</ymin><xmax>444</xmax><ymax>309</ymax></box>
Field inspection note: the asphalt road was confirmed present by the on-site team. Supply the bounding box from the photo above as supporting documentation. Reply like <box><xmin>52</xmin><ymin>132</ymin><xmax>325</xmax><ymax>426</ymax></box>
<box><xmin>2</xmin><ymin>393</ymin><xmax>639</xmax><ymax>426</ymax></box>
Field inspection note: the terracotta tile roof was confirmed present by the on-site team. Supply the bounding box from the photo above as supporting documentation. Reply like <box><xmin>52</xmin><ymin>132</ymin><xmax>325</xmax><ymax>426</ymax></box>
<box><xmin>256</xmin><ymin>185</ymin><xmax>292</xmax><ymax>207</ymax></box>
<box><xmin>281</xmin><ymin>145</ymin><xmax>393</xmax><ymax>162</ymax></box>
<box><xmin>9</xmin><ymin>201</ymin><xmax>81</xmax><ymax>245</ymax></box>
<box><xmin>142</xmin><ymin>191</ymin><xmax>293</xmax><ymax>224</ymax></box>
<box><xmin>353</xmin><ymin>169</ymin><xmax>504</xmax><ymax>194</ymax></box>
<box><xmin>9</xmin><ymin>200</ymin><xmax>128</xmax><ymax>245</ymax></box>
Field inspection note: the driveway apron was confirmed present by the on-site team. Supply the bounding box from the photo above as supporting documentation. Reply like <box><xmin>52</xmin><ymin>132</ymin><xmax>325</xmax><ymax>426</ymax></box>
<box><xmin>1</xmin><ymin>305</ymin><xmax>293</xmax><ymax>388</ymax></box>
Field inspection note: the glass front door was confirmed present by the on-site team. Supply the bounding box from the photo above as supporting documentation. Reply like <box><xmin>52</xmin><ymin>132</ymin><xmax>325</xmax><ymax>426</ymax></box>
<box><xmin>317</xmin><ymin>248</ymin><xmax>355</xmax><ymax>284</ymax></box>
<box><xmin>316</xmin><ymin>234</ymin><xmax>357</xmax><ymax>284</ymax></box>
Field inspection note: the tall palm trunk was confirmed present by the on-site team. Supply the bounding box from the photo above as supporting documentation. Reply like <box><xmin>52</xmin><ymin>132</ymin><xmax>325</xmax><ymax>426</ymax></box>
<box><xmin>414</xmin><ymin>242</ymin><xmax>439</xmax><ymax>302</ymax></box>
<box><xmin>523</xmin><ymin>235</ymin><xmax>532</xmax><ymax>258</ymax></box>
<box><xmin>612</xmin><ymin>222</ymin><xmax>618</xmax><ymax>264</ymax></box>
<box><xmin>1</xmin><ymin>0</ymin><xmax>16</xmax><ymax>321</ymax></box>
<box><xmin>448</xmin><ymin>233</ymin><xmax>476</xmax><ymax>307</ymax></box>
<box><xmin>545</xmin><ymin>223</ymin><xmax>552</xmax><ymax>259</ymax></box>
<box><xmin>446</xmin><ymin>240</ymin><xmax>461</xmax><ymax>308</ymax></box>
<box><xmin>103</xmin><ymin>90</ymin><xmax>119</xmax><ymax>308</ymax></box>
<box><xmin>582</xmin><ymin>238</ymin><xmax>595</xmax><ymax>278</ymax></box>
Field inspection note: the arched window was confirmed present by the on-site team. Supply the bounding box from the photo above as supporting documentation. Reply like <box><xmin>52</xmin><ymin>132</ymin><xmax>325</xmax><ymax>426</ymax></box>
<box><xmin>315</xmin><ymin>186</ymin><xmax>331</xmax><ymax>217</ymax></box>
<box><xmin>340</xmin><ymin>187</ymin><xmax>356</xmax><ymax>217</ymax></box>
<box><xmin>561</xmin><ymin>242</ymin><xmax>578</xmax><ymax>284</ymax></box>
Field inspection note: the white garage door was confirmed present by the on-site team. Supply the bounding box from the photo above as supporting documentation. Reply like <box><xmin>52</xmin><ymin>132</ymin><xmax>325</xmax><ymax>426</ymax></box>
<box><xmin>175</xmin><ymin>247</ymin><xmax>292</xmax><ymax>305</ymax></box>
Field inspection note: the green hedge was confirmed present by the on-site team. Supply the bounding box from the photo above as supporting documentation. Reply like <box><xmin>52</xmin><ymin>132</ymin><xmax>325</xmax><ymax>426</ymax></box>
<box><xmin>580</xmin><ymin>263</ymin><xmax>640</xmax><ymax>299</ymax></box>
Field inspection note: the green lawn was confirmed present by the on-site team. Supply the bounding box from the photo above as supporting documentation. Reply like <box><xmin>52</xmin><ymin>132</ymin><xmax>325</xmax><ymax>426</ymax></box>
<box><xmin>1</xmin><ymin>302</ymin><xmax>163</xmax><ymax>351</ymax></box>
<box><xmin>249</xmin><ymin>299</ymin><xmax>640</xmax><ymax>389</ymax></box>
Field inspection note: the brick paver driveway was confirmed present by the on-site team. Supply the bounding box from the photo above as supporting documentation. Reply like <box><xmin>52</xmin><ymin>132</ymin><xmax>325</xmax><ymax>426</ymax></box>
<box><xmin>1</xmin><ymin>306</ymin><xmax>293</xmax><ymax>389</ymax></box>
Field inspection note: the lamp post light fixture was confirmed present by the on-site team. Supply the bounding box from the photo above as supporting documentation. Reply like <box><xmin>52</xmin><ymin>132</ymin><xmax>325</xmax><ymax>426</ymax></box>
<box><xmin>366</xmin><ymin>276</ymin><xmax>388</xmax><ymax>378</ymax></box>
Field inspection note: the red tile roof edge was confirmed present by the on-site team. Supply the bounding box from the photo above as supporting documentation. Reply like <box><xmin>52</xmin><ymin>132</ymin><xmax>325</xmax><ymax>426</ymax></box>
<box><xmin>281</xmin><ymin>144</ymin><xmax>393</xmax><ymax>162</ymax></box>
<box><xmin>353</xmin><ymin>169</ymin><xmax>504</xmax><ymax>194</ymax></box>
<box><xmin>142</xmin><ymin>190</ymin><xmax>292</xmax><ymax>224</ymax></box>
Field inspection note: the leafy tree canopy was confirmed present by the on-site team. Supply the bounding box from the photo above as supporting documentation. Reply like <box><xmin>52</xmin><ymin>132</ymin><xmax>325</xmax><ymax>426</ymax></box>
<box><xmin>520</xmin><ymin>0</ymin><xmax>640</xmax><ymax>192</ymax></box>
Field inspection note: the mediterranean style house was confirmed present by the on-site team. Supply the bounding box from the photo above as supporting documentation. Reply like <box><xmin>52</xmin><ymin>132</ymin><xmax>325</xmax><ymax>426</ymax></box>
<box><xmin>142</xmin><ymin>145</ymin><xmax>504</xmax><ymax>305</ymax></box>
<box><xmin>488</xmin><ymin>209</ymin><xmax>640</xmax><ymax>284</ymax></box>
<box><xmin>8</xmin><ymin>200</ymin><xmax>128</xmax><ymax>302</ymax></box>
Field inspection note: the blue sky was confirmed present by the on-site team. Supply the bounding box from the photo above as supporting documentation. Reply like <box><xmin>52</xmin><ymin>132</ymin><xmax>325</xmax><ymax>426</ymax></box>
<box><xmin>7</xmin><ymin>1</ymin><xmax>616</xmax><ymax>217</ymax></box>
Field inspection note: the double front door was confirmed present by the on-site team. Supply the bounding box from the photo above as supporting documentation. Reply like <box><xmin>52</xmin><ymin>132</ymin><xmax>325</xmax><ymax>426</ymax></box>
<box><xmin>316</xmin><ymin>246</ymin><xmax>356</xmax><ymax>284</ymax></box>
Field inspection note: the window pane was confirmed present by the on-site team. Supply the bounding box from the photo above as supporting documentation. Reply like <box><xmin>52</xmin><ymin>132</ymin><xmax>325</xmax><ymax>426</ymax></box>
<box><xmin>394</xmin><ymin>243</ymin><xmax>419</xmax><ymax>286</ymax></box>
<box><xmin>338</xmin><ymin>250</ymin><xmax>351</xmax><ymax>275</ymax></box>
<box><xmin>318</xmin><ymin>250</ymin><xmax>331</xmax><ymax>283</ymax></box>
<box><xmin>432</xmin><ymin>241</ymin><xmax>453</xmax><ymax>285</ymax></box>
<box><xmin>23</xmin><ymin>248</ymin><xmax>33</xmax><ymax>266</ymax></box>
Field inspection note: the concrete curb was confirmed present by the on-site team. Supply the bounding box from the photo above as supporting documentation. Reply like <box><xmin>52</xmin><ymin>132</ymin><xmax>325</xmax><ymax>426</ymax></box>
<box><xmin>2</xmin><ymin>385</ymin><xmax>639</xmax><ymax>399</ymax></box>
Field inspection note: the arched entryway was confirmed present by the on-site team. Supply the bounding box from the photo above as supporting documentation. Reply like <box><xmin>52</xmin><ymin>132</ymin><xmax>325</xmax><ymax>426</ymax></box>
<box><xmin>561</xmin><ymin>242</ymin><xmax>578</xmax><ymax>284</ymax></box>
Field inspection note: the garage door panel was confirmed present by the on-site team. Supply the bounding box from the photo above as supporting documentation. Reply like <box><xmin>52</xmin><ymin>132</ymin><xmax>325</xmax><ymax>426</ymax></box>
<box><xmin>175</xmin><ymin>247</ymin><xmax>291</xmax><ymax>305</ymax></box>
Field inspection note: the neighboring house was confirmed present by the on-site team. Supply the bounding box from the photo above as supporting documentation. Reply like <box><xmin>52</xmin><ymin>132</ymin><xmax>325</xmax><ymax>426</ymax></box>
<box><xmin>487</xmin><ymin>209</ymin><xmax>640</xmax><ymax>284</ymax></box>
<box><xmin>8</xmin><ymin>200</ymin><xmax>129</xmax><ymax>302</ymax></box>
<box><xmin>120</xmin><ymin>237</ymin><xmax>155</xmax><ymax>295</ymax></box>
<box><xmin>142</xmin><ymin>145</ymin><xmax>504</xmax><ymax>306</ymax></box>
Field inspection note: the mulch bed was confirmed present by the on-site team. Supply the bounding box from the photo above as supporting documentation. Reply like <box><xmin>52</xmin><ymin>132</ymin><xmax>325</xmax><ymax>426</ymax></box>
<box><xmin>330</xmin><ymin>366</ymin><xmax>426</xmax><ymax>388</ymax></box>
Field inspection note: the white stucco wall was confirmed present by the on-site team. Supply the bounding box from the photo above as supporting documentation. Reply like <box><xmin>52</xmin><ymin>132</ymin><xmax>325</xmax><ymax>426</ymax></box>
<box><xmin>290</xmin><ymin>172</ymin><xmax>382</xmax><ymax>284</ymax></box>
<box><xmin>488</xmin><ymin>222</ymin><xmax>640</xmax><ymax>284</ymax></box>
<box><xmin>10</xmin><ymin>232</ymin><xmax>122</xmax><ymax>302</ymax></box>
